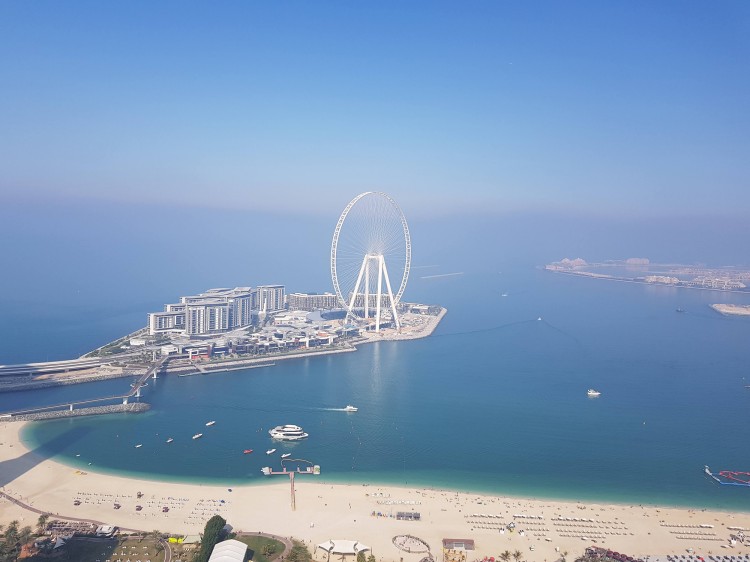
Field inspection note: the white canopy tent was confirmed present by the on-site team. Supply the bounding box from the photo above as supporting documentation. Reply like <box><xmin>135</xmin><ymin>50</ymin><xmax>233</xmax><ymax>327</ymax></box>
<box><xmin>208</xmin><ymin>539</ymin><xmax>248</xmax><ymax>562</ymax></box>
<box><xmin>317</xmin><ymin>539</ymin><xmax>370</xmax><ymax>556</ymax></box>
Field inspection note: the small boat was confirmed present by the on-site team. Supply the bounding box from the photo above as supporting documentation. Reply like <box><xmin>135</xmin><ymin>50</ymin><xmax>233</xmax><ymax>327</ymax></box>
<box><xmin>501</xmin><ymin>293</ymin><xmax>508</xmax><ymax>297</ymax></box>
<box><xmin>166</xmin><ymin>438</ymin><xmax>174</xmax><ymax>443</ymax></box>
<box><xmin>266</xmin><ymin>449</ymin><xmax>276</xmax><ymax>455</ymax></box>
<box><xmin>243</xmin><ymin>449</ymin><xmax>253</xmax><ymax>454</ymax></box>
<box><xmin>135</xmin><ymin>444</ymin><xmax>142</xmax><ymax>448</ymax></box>
<box><xmin>205</xmin><ymin>420</ymin><xmax>216</xmax><ymax>426</ymax></box>
<box><xmin>192</xmin><ymin>433</ymin><xmax>203</xmax><ymax>440</ymax></box>
<box><xmin>281</xmin><ymin>453</ymin><xmax>291</xmax><ymax>458</ymax></box>
<box><xmin>344</xmin><ymin>405</ymin><xmax>358</xmax><ymax>412</ymax></box>
<box><xmin>587</xmin><ymin>389</ymin><xmax>601</xmax><ymax>397</ymax></box>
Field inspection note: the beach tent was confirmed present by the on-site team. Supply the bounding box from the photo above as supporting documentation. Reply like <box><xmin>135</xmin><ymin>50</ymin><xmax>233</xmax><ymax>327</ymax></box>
<box><xmin>208</xmin><ymin>538</ymin><xmax>247</xmax><ymax>562</ymax></box>
<box><xmin>317</xmin><ymin>540</ymin><xmax>370</xmax><ymax>555</ymax></box>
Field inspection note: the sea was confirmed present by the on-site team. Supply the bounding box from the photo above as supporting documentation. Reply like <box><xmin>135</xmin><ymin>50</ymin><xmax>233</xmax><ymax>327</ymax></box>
<box><xmin>3</xmin><ymin>265</ymin><xmax>750</xmax><ymax>511</ymax></box>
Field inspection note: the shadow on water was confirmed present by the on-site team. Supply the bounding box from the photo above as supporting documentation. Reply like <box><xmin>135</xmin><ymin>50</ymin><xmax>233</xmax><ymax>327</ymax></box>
<box><xmin>0</xmin><ymin>424</ymin><xmax>93</xmax><ymax>489</ymax></box>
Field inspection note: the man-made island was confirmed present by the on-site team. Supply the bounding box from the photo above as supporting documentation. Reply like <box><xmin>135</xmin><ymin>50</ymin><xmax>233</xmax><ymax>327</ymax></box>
<box><xmin>0</xmin><ymin>283</ymin><xmax>446</xmax><ymax>400</ymax></box>
<box><xmin>710</xmin><ymin>304</ymin><xmax>750</xmax><ymax>317</ymax></box>
<box><xmin>545</xmin><ymin>257</ymin><xmax>750</xmax><ymax>293</ymax></box>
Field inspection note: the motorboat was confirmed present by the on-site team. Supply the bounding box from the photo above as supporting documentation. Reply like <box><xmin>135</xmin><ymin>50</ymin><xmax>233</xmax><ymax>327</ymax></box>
<box><xmin>587</xmin><ymin>389</ymin><xmax>601</xmax><ymax>397</ymax></box>
<box><xmin>281</xmin><ymin>453</ymin><xmax>291</xmax><ymax>458</ymax></box>
<box><xmin>243</xmin><ymin>449</ymin><xmax>253</xmax><ymax>454</ymax></box>
<box><xmin>269</xmin><ymin>424</ymin><xmax>309</xmax><ymax>441</ymax></box>
<box><xmin>135</xmin><ymin>444</ymin><xmax>142</xmax><ymax>448</ymax></box>
<box><xmin>205</xmin><ymin>420</ymin><xmax>216</xmax><ymax>426</ymax></box>
<box><xmin>166</xmin><ymin>438</ymin><xmax>174</xmax><ymax>443</ymax></box>
<box><xmin>192</xmin><ymin>433</ymin><xmax>203</xmax><ymax>440</ymax></box>
<box><xmin>266</xmin><ymin>449</ymin><xmax>276</xmax><ymax>455</ymax></box>
<box><xmin>344</xmin><ymin>405</ymin><xmax>358</xmax><ymax>412</ymax></box>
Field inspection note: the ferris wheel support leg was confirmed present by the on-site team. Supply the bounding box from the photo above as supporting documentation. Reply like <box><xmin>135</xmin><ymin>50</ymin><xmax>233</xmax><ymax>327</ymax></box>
<box><xmin>346</xmin><ymin>255</ymin><xmax>369</xmax><ymax>327</ymax></box>
<box><xmin>364</xmin><ymin>258</ymin><xmax>370</xmax><ymax>319</ymax></box>
<box><xmin>375</xmin><ymin>255</ymin><xmax>384</xmax><ymax>333</ymax></box>
<box><xmin>381</xmin><ymin>258</ymin><xmax>400</xmax><ymax>331</ymax></box>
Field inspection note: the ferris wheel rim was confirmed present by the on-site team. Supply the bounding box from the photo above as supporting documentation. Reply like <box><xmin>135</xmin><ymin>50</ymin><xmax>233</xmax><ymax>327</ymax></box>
<box><xmin>330</xmin><ymin>191</ymin><xmax>411</xmax><ymax>310</ymax></box>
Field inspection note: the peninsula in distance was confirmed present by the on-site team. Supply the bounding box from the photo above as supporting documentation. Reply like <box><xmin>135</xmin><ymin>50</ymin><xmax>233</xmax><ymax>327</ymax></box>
<box><xmin>545</xmin><ymin>257</ymin><xmax>750</xmax><ymax>316</ymax></box>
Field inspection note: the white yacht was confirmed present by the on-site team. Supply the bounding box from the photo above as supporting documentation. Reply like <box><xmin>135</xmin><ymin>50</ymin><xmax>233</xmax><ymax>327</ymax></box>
<box><xmin>344</xmin><ymin>405</ymin><xmax>358</xmax><ymax>412</ymax></box>
<box><xmin>205</xmin><ymin>420</ymin><xmax>216</xmax><ymax>426</ymax></box>
<box><xmin>266</xmin><ymin>448</ymin><xmax>276</xmax><ymax>455</ymax></box>
<box><xmin>281</xmin><ymin>453</ymin><xmax>291</xmax><ymax>458</ymax></box>
<box><xmin>192</xmin><ymin>433</ymin><xmax>203</xmax><ymax>440</ymax></box>
<box><xmin>269</xmin><ymin>424</ymin><xmax>309</xmax><ymax>441</ymax></box>
<box><xmin>587</xmin><ymin>389</ymin><xmax>601</xmax><ymax>397</ymax></box>
<box><xmin>135</xmin><ymin>444</ymin><xmax>142</xmax><ymax>448</ymax></box>
<box><xmin>166</xmin><ymin>437</ymin><xmax>174</xmax><ymax>444</ymax></box>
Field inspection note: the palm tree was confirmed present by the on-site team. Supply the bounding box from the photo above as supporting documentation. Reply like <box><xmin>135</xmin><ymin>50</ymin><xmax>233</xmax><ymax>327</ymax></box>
<box><xmin>18</xmin><ymin>526</ymin><xmax>33</xmax><ymax>547</ymax></box>
<box><xmin>512</xmin><ymin>550</ymin><xmax>523</xmax><ymax>562</ymax></box>
<box><xmin>36</xmin><ymin>514</ymin><xmax>49</xmax><ymax>535</ymax></box>
<box><xmin>500</xmin><ymin>551</ymin><xmax>511</xmax><ymax>562</ymax></box>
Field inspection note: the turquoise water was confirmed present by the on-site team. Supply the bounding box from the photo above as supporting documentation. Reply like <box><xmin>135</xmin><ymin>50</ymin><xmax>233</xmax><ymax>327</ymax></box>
<box><xmin>11</xmin><ymin>267</ymin><xmax>750</xmax><ymax>510</ymax></box>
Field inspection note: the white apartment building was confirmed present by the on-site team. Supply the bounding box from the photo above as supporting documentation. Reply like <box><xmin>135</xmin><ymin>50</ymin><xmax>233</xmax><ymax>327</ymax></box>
<box><xmin>286</xmin><ymin>292</ymin><xmax>339</xmax><ymax>311</ymax></box>
<box><xmin>255</xmin><ymin>285</ymin><xmax>286</xmax><ymax>312</ymax></box>
<box><xmin>147</xmin><ymin>285</ymin><xmax>283</xmax><ymax>336</ymax></box>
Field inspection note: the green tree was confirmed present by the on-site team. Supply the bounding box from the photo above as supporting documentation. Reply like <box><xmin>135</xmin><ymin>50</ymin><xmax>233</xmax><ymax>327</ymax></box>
<box><xmin>18</xmin><ymin>526</ymin><xmax>33</xmax><ymax>548</ymax></box>
<box><xmin>357</xmin><ymin>551</ymin><xmax>366</xmax><ymax>562</ymax></box>
<box><xmin>36</xmin><ymin>514</ymin><xmax>49</xmax><ymax>535</ymax></box>
<box><xmin>287</xmin><ymin>540</ymin><xmax>313</xmax><ymax>562</ymax></box>
<box><xmin>500</xmin><ymin>551</ymin><xmax>511</xmax><ymax>562</ymax></box>
<box><xmin>367</xmin><ymin>554</ymin><xmax>377</xmax><ymax>562</ymax></box>
<box><xmin>193</xmin><ymin>515</ymin><xmax>227</xmax><ymax>562</ymax></box>
<box><xmin>512</xmin><ymin>550</ymin><xmax>523</xmax><ymax>562</ymax></box>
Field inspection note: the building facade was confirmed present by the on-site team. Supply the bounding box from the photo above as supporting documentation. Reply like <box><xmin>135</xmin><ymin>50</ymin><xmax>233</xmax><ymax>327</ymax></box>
<box><xmin>287</xmin><ymin>292</ymin><xmax>339</xmax><ymax>311</ymax></box>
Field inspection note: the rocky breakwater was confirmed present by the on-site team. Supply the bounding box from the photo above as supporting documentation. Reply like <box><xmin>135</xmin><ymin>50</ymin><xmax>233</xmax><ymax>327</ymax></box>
<box><xmin>6</xmin><ymin>403</ymin><xmax>150</xmax><ymax>422</ymax></box>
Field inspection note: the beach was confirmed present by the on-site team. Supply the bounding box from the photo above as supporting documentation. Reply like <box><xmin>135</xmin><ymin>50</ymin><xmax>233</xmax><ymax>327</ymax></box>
<box><xmin>1</xmin><ymin>421</ymin><xmax>748</xmax><ymax>560</ymax></box>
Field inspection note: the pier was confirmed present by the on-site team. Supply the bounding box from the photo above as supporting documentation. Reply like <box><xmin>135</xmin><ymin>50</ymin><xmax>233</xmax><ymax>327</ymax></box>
<box><xmin>0</xmin><ymin>357</ymin><xmax>167</xmax><ymax>419</ymax></box>
<box><xmin>261</xmin><ymin>461</ymin><xmax>321</xmax><ymax>510</ymax></box>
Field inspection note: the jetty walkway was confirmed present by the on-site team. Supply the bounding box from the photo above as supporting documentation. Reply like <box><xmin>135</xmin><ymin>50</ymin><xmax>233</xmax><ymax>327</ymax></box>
<box><xmin>0</xmin><ymin>357</ymin><xmax>167</xmax><ymax>418</ymax></box>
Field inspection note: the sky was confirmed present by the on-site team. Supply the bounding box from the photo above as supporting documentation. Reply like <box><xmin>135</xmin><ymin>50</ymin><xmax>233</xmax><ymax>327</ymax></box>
<box><xmin>1</xmin><ymin>1</ymin><xmax>749</xmax><ymax>218</ymax></box>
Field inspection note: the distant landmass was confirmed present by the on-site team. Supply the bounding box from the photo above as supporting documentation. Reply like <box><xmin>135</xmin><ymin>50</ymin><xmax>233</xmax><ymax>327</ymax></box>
<box><xmin>545</xmin><ymin>257</ymin><xmax>750</xmax><ymax>293</ymax></box>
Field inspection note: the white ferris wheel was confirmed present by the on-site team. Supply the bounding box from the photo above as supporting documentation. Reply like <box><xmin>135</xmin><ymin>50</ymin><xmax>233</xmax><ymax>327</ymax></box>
<box><xmin>330</xmin><ymin>192</ymin><xmax>411</xmax><ymax>332</ymax></box>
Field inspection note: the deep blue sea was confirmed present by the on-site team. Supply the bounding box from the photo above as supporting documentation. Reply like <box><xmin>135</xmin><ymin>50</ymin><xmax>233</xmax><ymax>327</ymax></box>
<box><xmin>4</xmin><ymin>266</ymin><xmax>750</xmax><ymax>511</ymax></box>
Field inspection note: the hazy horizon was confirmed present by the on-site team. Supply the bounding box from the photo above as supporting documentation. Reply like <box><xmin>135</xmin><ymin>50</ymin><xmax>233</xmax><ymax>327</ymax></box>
<box><xmin>2</xmin><ymin>1</ymin><xmax>749</xmax><ymax>218</ymax></box>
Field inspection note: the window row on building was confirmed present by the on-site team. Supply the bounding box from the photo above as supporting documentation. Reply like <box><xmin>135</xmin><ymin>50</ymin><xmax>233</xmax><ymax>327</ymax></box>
<box><xmin>148</xmin><ymin>285</ymin><xmax>286</xmax><ymax>336</ymax></box>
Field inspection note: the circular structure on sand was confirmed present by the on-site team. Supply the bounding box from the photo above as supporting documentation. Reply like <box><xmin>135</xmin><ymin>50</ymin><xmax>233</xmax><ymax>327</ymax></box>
<box><xmin>392</xmin><ymin>534</ymin><xmax>430</xmax><ymax>553</ymax></box>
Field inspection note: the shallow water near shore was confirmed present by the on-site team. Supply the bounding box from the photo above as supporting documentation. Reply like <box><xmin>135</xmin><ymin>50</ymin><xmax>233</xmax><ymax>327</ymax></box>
<box><xmin>10</xmin><ymin>266</ymin><xmax>750</xmax><ymax>511</ymax></box>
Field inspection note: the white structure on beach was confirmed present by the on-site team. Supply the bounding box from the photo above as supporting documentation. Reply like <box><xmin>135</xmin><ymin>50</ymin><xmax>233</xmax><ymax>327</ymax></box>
<box><xmin>208</xmin><ymin>538</ymin><xmax>247</xmax><ymax>562</ymax></box>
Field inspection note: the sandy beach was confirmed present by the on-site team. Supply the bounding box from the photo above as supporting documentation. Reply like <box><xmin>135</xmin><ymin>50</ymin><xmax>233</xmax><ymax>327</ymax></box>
<box><xmin>1</xmin><ymin>421</ymin><xmax>748</xmax><ymax>560</ymax></box>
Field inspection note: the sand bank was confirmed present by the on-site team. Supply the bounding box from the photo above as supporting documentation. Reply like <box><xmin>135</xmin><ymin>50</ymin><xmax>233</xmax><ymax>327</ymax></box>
<box><xmin>1</xmin><ymin>420</ymin><xmax>748</xmax><ymax>560</ymax></box>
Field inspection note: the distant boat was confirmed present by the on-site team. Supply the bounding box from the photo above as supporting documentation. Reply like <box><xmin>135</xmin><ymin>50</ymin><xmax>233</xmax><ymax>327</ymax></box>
<box><xmin>676</xmin><ymin>308</ymin><xmax>686</xmax><ymax>313</ymax></box>
<box><xmin>587</xmin><ymin>389</ymin><xmax>601</xmax><ymax>397</ymax></box>
<box><xmin>266</xmin><ymin>448</ymin><xmax>276</xmax><ymax>455</ymax></box>
<box><xmin>192</xmin><ymin>433</ymin><xmax>203</xmax><ymax>440</ymax></box>
<box><xmin>166</xmin><ymin>438</ymin><xmax>174</xmax><ymax>443</ymax></box>
<box><xmin>344</xmin><ymin>405</ymin><xmax>358</xmax><ymax>412</ymax></box>
<box><xmin>501</xmin><ymin>293</ymin><xmax>508</xmax><ymax>297</ymax></box>
<box><xmin>205</xmin><ymin>420</ymin><xmax>216</xmax><ymax>426</ymax></box>
<box><xmin>281</xmin><ymin>453</ymin><xmax>291</xmax><ymax>458</ymax></box>
<box><xmin>537</xmin><ymin>317</ymin><xmax>542</xmax><ymax>321</ymax></box>
<box><xmin>135</xmin><ymin>444</ymin><xmax>142</xmax><ymax>448</ymax></box>
<box><xmin>243</xmin><ymin>449</ymin><xmax>253</xmax><ymax>454</ymax></box>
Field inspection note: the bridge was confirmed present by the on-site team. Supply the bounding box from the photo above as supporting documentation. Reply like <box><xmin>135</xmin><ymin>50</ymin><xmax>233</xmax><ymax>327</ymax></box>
<box><xmin>0</xmin><ymin>356</ymin><xmax>168</xmax><ymax>418</ymax></box>
<box><xmin>0</xmin><ymin>353</ymin><xmax>144</xmax><ymax>377</ymax></box>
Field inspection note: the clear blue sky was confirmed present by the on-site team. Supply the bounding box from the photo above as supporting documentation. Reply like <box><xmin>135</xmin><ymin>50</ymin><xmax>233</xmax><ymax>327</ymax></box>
<box><xmin>1</xmin><ymin>1</ymin><xmax>748</xmax><ymax>217</ymax></box>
